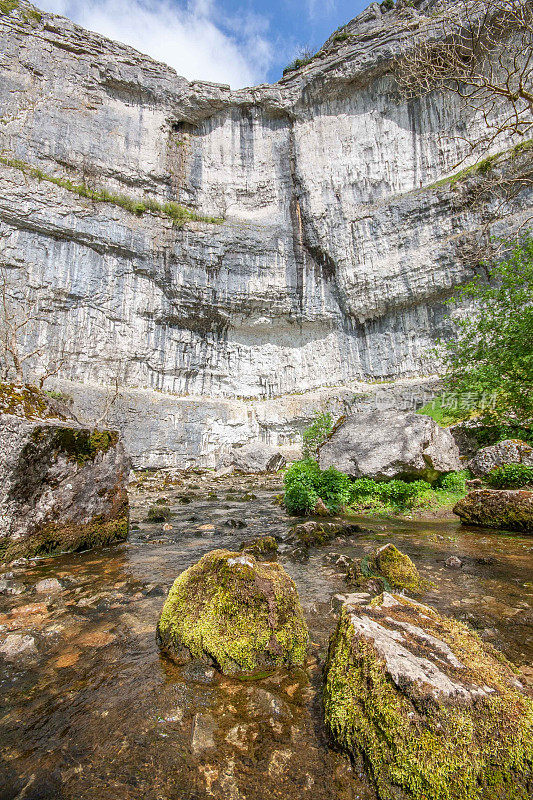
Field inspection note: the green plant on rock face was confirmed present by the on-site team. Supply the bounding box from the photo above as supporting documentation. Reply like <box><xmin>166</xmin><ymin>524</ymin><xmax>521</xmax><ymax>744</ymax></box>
<box><xmin>486</xmin><ymin>463</ymin><xmax>533</xmax><ymax>489</ymax></box>
<box><xmin>0</xmin><ymin>0</ymin><xmax>19</xmax><ymax>15</ymax></box>
<box><xmin>302</xmin><ymin>411</ymin><xmax>333</xmax><ymax>460</ymax></box>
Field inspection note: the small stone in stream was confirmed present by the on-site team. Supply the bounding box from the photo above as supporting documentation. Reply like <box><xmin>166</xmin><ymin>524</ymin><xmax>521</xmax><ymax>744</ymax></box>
<box><xmin>35</xmin><ymin>578</ymin><xmax>63</xmax><ymax>594</ymax></box>
<box><xmin>191</xmin><ymin>713</ymin><xmax>216</xmax><ymax>753</ymax></box>
<box><xmin>444</xmin><ymin>556</ymin><xmax>463</xmax><ymax>569</ymax></box>
<box><xmin>9</xmin><ymin>558</ymin><xmax>28</xmax><ymax>567</ymax></box>
<box><xmin>181</xmin><ymin>661</ymin><xmax>217</xmax><ymax>684</ymax></box>
<box><xmin>239</xmin><ymin>535</ymin><xmax>278</xmax><ymax>556</ymax></box>
<box><xmin>0</xmin><ymin>633</ymin><xmax>38</xmax><ymax>660</ymax></box>
<box><xmin>358</xmin><ymin>543</ymin><xmax>429</xmax><ymax>595</ymax></box>
<box><xmin>0</xmin><ymin>578</ymin><xmax>25</xmax><ymax>595</ymax></box>
<box><xmin>162</xmin><ymin>523</ymin><xmax>172</xmax><ymax>531</ymax></box>
<box><xmin>224</xmin><ymin>518</ymin><xmax>247</xmax><ymax>528</ymax></box>
<box><xmin>163</xmin><ymin>708</ymin><xmax>184</xmax><ymax>723</ymax></box>
<box><xmin>145</xmin><ymin>506</ymin><xmax>172</xmax><ymax>523</ymax></box>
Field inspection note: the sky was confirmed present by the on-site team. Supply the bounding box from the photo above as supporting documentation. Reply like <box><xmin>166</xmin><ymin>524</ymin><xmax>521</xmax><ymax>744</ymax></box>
<box><xmin>38</xmin><ymin>0</ymin><xmax>368</xmax><ymax>88</ymax></box>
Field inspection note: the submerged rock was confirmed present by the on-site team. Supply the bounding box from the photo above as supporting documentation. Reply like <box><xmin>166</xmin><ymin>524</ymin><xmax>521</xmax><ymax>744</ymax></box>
<box><xmin>319</xmin><ymin>409</ymin><xmax>461</xmax><ymax>482</ymax></box>
<box><xmin>348</xmin><ymin>543</ymin><xmax>428</xmax><ymax>595</ymax></box>
<box><xmin>289</xmin><ymin>520</ymin><xmax>365</xmax><ymax>548</ymax></box>
<box><xmin>468</xmin><ymin>439</ymin><xmax>533</xmax><ymax>478</ymax></box>
<box><xmin>453</xmin><ymin>489</ymin><xmax>533</xmax><ymax>532</ymax></box>
<box><xmin>0</xmin><ymin>633</ymin><xmax>38</xmax><ymax>660</ymax></box>
<box><xmin>239</xmin><ymin>535</ymin><xmax>278</xmax><ymax>556</ymax></box>
<box><xmin>324</xmin><ymin>593</ymin><xmax>533</xmax><ymax>800</ymax></box>
<box><xmin>156</xmin><ymin>549</ymin><xmax>308</xmax><ymax>675</ymax></box>
<box><xmin>0</xmin><ymin>386</ymin><xmax>130</xmax><ymax>562</ymax></box>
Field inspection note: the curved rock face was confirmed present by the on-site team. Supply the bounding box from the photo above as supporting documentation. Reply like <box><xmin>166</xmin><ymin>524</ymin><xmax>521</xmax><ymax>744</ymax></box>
<box><xmin>0</xmin><ymin>2</ymin><xmax>530</xmax><ymax>465</ymax></box>
<box><xmin>324</xmin><ymin>592</ymin><xmax>533</xmax><ymax>800</ymax></box>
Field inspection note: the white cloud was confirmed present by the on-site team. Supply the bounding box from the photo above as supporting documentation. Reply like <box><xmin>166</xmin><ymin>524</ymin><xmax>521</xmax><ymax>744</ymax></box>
<box><xmin>38</xmin><ymin>0</ymin><xmax>273</xmax><ymax>88</ymax></box>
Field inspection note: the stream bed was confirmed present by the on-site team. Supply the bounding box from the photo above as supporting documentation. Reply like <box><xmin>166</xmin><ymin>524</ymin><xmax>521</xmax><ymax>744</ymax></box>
<box><xmin>1</xmin><ymin>471</ymin><xmax>532</xmax><ymax>800</ymax></box>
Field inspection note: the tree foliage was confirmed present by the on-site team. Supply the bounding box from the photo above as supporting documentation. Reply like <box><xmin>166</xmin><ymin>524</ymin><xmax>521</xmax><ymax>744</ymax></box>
<box><xmin>442</xmin><ymin>237</ymin><xmax>533</xmax><ymax>426</ymax></box>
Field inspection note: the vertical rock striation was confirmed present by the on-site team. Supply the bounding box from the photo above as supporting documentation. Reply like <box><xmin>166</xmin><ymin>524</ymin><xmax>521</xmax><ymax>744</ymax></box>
<box><xmin>0</xmin><ymin>0</ymin><xmax>530</xmax><ymax>464</ymax></box>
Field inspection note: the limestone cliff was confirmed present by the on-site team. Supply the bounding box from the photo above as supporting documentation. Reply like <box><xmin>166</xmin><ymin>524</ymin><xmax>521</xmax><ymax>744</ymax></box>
<box><xmin>0</xmin><ymin>0</ymin><xmax>530</xmax><ymax>465</ymax></box>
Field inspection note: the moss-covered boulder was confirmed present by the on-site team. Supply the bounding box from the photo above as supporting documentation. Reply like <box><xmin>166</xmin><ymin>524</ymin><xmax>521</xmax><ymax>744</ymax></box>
<box><xmin>453</xmin><ymin>489</ymin><xmax>533</xmax><ymax>532</ymax></box>
<box><xmin>239</xmin><ymin>535</ymin><xmax>278</xmax><ymax>556</ymax></box>
<box><xmin>0</xmin><ymin>387</ymin><xmax>130</xmax><ymax>561</ymax></box>
<box><xmin>156</xmin><ymin>549</ymin><xmax>308</xmax><ymax>676</ymax></box>
<box><xmin>324</xmin><ymin>593</ymin><xmax>533</xmax><ymax>800</ymax></box>
<box><xmin>359</xmin><ymin>543</ymin><xmax>429</xmax><ymax>594</ymax></box>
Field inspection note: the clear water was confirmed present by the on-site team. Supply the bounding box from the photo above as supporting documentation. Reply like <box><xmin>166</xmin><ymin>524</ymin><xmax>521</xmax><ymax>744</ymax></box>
<box><xmin>0</xmin><ymin>472</ymin><xmax>531</xmax><ymax>800</ymax></box>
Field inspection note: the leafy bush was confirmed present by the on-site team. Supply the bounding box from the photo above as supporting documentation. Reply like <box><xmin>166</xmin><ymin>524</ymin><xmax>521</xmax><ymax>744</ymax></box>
<box><xmin>302</xmin><ymin>412</ymin><xmax>333</xmax><ymax>460</ymax></box>
<box><xmin>283</xmin><ymin>480</ymin><xmax>318</xmax><ymax>515</ymax></box>
<box><xmin>485</xmin><ymin>464</ymin><xmax>533</xmax><ymax>489</ymax></box>
<box><xmin>377</xmin><ymin>479</ymin><xmax>431</xmax><ymax>507</ymax></box>
<box><xmin>283</xmin><ymin>460</ymin><xmax>350</xmax><ymax>514</ymax></box>
<box><xmin>315</xmin><ymin>467</ymin><xmax>352</xmax><ymax>512</ymax></box>
<box><xmin>435</xmin><ymin>471</ymin><xmax>469</xmax><ymax>492</ymax></box>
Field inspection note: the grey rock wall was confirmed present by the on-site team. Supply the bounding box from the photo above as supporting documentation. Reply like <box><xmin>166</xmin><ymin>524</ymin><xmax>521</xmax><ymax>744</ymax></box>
<box><xmin>0</xmin><ymin>1</ymin><xmax>530</xmax><ymax>465</ymax></box>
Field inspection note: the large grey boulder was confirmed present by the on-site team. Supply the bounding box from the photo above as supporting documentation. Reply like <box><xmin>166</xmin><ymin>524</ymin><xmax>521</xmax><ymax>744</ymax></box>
<box><xmin>319</xmin><ymin>410</ymin><xmax>461</xmax><ymax>482</ymax></box>
<box><xmin>468</xmin><ymin>439</ymin><xmax>533</xmax><ymax>478</ymax></box>
<box><xmin>0</xmin><ymin>384</ymin><xmax>130</xmax><ymax>562</ymax></box>
<box><xmin>217</xmin><ymin>442</ymin><xmax>286</xmax><ymax>474</ymax></box>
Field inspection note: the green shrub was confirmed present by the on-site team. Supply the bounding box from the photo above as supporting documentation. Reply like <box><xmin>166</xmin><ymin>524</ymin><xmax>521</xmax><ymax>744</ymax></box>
<box><xmin>283</xmin><ymin>460</ymin><xmax>351</xmax><ymax>514</ymax></box>
<box><xmin>485</xmin><ymin>464</ymin><xmax>533</xmax><ymax>489</ymax></box>
<box><xmin>435</xmin><ymin>470</ymin><xmax>469</xmax><ymax>492</ymax></box>
<box><xmin>377</xmin><ymin>479</ymin><xmax>431</xmax><ymax>508</ymax></box>
<box><xmin>350</xmin><ymin>478</ymin><xmax>380</xmax><ymax>501</ymax></box>
<box><xmin>315</xmin><ymin>467</ymin><xmax>352</xmax><ymax>512</ymax></box>
<box><xmin>302</xmin><ymin>412</ymin><xmax>333</xmax><ymax>459</ymax></box>
<box><xmin>283</xmin><ymin>480</ymin><xmax>318</xmax><ymax>515</ymax></box>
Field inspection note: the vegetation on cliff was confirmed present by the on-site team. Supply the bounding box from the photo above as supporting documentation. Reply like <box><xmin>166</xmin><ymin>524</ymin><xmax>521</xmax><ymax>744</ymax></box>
<box><xmin>0</xmin><ymin>155</ymin><xmax>224</xmax><ymax>228</ymax></box>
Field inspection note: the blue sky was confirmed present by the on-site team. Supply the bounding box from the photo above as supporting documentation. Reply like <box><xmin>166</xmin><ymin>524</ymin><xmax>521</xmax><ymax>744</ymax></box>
<box><xmin>38</xmin><ymin>0</ymin><xmax>368</xmax><ymax>88</ymax></box>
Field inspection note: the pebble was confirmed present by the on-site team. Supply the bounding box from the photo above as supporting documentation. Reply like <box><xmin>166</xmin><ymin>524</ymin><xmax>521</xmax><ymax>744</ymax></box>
<box><xmin>0</xmin><ymin>633</ymin><xmax>37</xmax><ymax>660</ymax></box>
<box><xmin>191</xmin><ymin>713</ymin><xmax>217</xmax><ymax>753</ymax></box>
<box><xmin>35</xmin><ymin>578</ymin><xmax>63</xmax><ymax>594</ymax></box>
<box><xmin>444</xmin><ymin>556</ymin><xmax>463</xmax><ymax>569</ymax></box>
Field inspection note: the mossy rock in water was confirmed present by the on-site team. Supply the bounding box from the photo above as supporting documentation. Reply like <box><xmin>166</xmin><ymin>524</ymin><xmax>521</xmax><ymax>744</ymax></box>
<box><xmin>156</xmin><ymin>549</ymin><xmax>308</xmax><ymax>675</ymax></box>
<box><xmin>324</xmin><ymin>593</ymin><xmax>533</xmax><ymax>800</ymax></box>
<box><xmin>145</xmin><ymin>505</ymin><xmax>172</xmax><ymax>523</ymax></box>
<box><xmin>239</xmin><ymin>535</ymin><xmax>278</xmax><ymax>556</ymax></box>
<box><xmin>360</xmin><ymin>543</ymin><xmax>429</xmax><ymax>594</ymax></box>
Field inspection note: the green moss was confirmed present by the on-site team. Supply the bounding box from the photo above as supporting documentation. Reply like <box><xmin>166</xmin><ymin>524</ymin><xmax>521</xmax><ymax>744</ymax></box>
<box><xmin>0</xmin><ymin>382</ymin><xmax>70</xmax><ymax>420</ymax></box>
<box><xmin>0</xmin><ymin>155</ymin><xmax>223</xmax><ymax>228</ymax></box>
<box><xmin>360</xmin><ymin>544</ymin><xmax>430</xmax><ymax>595</ymax></box>
<box><xmin>146</xmin><ymin>505</ymin><xmax>172</xmax><ymax>522</ymax></box>
<box><xmin>0</xmin><ymin>0</ymin><xmax>19</xmax><ymax>14</ymax></box>
<box><xmin>239</xmin><ymin>535</ymin><xmax>278</xmax><ymax>555</ymax></box>
<box><xmin>324</xmin><ymin>605</ymin><xmax>533</xmax><ymax>800</ymax></box>
<box><xmin>38</xmin><ymin>427</ymin><xmax>118</xmax><ymax>465</ymax></box>
<box><xmin>1</xmin><ymin>514</ymin><xmax>129</xmax><ymax>562</ymax></box>
<box><xmin>157</xmin><ymin>549</ymin><xmax>309</xmax><ymax>675</ymax></box>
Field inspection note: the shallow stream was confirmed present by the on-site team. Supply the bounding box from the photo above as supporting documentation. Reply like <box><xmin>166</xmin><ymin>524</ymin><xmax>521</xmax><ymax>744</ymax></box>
<box><xmin>1</xmin><ymin>472</ymin><xmax>532</xmax><ymax>799</ymax></box>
